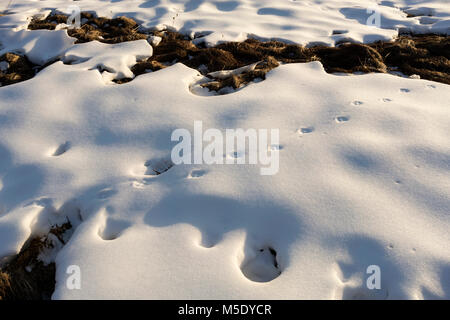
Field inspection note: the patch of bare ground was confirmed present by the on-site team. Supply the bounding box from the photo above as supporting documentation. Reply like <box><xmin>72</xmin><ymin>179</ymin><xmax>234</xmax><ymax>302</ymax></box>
<box><xmin>124</xmin><ymin>31</ymin><xmax>448</xmax><ymax>89</ymax></box>
<box><xmin>28</xmin><ymin>12</ymin><xmax>148</xmax><ymax>44</ymax></box>
<box><xmin>116</xmin><ymin>31</ymin><xmax>388</xmax><ymax>87</ymax></box>
<box><xmin>0</xmin><ymin>12</ymin><xmax>445</xmax><ymax>88</ymax></box>
<box><xmin>371</xmin><ymin>34</ymin><xmax>450</xmax><ymax>84</ymax></box>
<box><xmin>0</xmin><ymin>53</ymin><xmax>36</xmax><ymax>87</ymax></box>
<box><xmin>0</xmin><ymin>221</ymin><xmax>72</xmax><ymax>300</ymax></box>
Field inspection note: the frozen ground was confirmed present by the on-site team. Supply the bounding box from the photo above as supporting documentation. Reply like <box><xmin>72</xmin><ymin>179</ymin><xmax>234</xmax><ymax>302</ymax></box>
<box><xmin>0</xmin><ymin>0</ymin><xmax>449</xmax><ymax>299</ymax></box>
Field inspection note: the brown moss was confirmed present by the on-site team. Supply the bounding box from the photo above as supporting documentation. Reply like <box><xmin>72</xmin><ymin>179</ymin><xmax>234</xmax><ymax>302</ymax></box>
<box><xmin>0</xmin><ymin>221</ymin><xmax>72</xmax><ymax>300</ymax></box>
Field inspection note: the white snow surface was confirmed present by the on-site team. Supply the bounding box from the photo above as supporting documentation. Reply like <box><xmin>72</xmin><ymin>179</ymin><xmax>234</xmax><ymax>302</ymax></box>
<box><xmin>0</xmin><ymin>28</ymin><xmax>75</xmax><ymax>65</ymax></box>
<box><xmin>0</xmin><ymin>0</ymin><xmax>449</xmax><ymax>300</ymax></box>
<box><xmin>1</xmin><ymin>0</ymin><xmax>450</xmax><ymax>46</ymax></box>
<box><xmin>62</xmin><ymin>40</ymin><xmax>153</xmax><ymax>80</ymax></box>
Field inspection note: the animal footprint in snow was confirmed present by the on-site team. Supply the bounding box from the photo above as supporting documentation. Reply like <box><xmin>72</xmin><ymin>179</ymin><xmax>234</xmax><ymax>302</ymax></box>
<box><xmin>297</xmin><ymin>127</ymin><xmax>314</xmax><ymax>135</ymax></box>
<box><xmin>131</xmin><ymin>181</ymin><xmax>146</xmax><ymax>189</ymax></box>
<box><xmin>226</xmin><ymin>151</ymin><xmax>244</xmax><ymax>160</ymax></box>
<box><xmin>267</xmin><ymin>144</ymin><xmax>283</xmax><ymax>151</ymax></box>
<box><xmin>144</xmin><ymin>157</ymin><xmax>174</xmax><ymax>175</ymax></box>
<box><xmin>382</xmin><ymin>98</ymin><xmax>392</xmax><ymax>102</ymax></box>
<box><xmin>240</xmin><ymin>246</ymin><xmax>281</xmax><ymax>282</ymax></box>
<box><xmin>52</xmin><ymin>141</ymin><xmax>71</xmax><ymax>156</ymax></box>
<box><xmin>351</xmin><ymin>101</ymin><xmax>363</xmax><ymax>106</ymax></box>
<box><xmin>400</xmin><ymin>88</ymin><xmax>410</xmax><ymax>93</ymax></box>
<box><xmin>188</xmin><ymin>169</ymin><xmax>207</xmax><ymax>178</ymax></box>
<box><xmin>335</xmin><ymin>116</ymin><xmax>350</xmax><ymax>123</ymax></box>
<box><xmin>332</xmin><ymin>29</ymin><xmax>348</xmax><ymax>35</ymax></box>
<box><xmin>97</xmin><ymin>188</ymin><xmax>117</xmax><ymax>199</ymax></box>
<box><xmin>342</xmin><ymin>285</ymin><xmax>389</xmax><ymax>300</ymax></box>
<box><xmin>334</xmin><ymin>263</ymin><xmax>389</xmax><ymax>300</ymax></box>
<box><xmin>98</xmin><ymin>217</ymin><xmax>131</xmax><ymax>241</ymax></box>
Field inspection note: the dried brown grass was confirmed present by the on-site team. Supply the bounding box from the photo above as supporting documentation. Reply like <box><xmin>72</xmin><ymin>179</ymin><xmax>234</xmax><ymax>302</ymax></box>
<box><xmin>28</xmin><ymin>12</ymin><xmax>148</xmax><ymax>44</ymax></box>
<box><xmin>0</xmin><ymin>53</ymin><xmax>35</xmax><ymax>87</ymax></box>
<box><xmin>17</xmin><ymin>12</ymin><xmax>450</xmax><ymax>88</ymax></box>
<box><xmin>0</xmin><ymin>222</ymin><xmax>71</xmax><ymax>300</ymax></box>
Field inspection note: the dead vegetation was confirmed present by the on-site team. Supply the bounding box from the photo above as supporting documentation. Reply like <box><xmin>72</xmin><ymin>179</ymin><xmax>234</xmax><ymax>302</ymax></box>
<box><xmin>28</xmin><ymin>12</ymin><xmax>148</xmax><ymax>44</ymax></box>
<box><xmin>126</xmin><ymin>30</ymin><xmax>448</xmax><ymax>90</ymax></box>
<box><xmin>0</xmin><ymin>12</ymin><xmax>443</xmax><ymax>89</ymax></box>
<box><xmin>0</xmin><ymin>221</ymin><xmax>72</xmax><ymax>300</ymax></box>
<box><xmin>200</xmin><ymin>56</ymin><xmax>280</xmax><ymax>92</ymax></box>
<box><xmin>371</xmin><ymin>34</ymin><xmax>450</xmax><ymax>84</ymax></box>
<box><xmin>116</xmin><ymin>31</ymin><xmax>391</xmax><ymax>88</ymax></box>
<box><xmin>0</xmin><ymin>53</ymin><xmax>36</xmax><ymax>87</ymax></box>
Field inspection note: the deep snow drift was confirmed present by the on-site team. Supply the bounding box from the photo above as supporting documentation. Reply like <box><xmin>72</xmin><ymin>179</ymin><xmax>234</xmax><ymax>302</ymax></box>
<box><xmin>0</xmin><ymin>0</ymin><xmax>449</xmax><ymax>299</ymax></box>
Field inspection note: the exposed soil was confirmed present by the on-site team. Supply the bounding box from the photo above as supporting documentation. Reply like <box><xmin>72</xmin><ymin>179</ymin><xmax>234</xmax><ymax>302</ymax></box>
<box><xmin>0</xmin><ymin>53</ymin><xmax>36</xmax><ymax>87</ymax></box>
<box><xmin>0</xmin><ymin>12</ymin><xmax>447</xmax><ymax>89</ymax></box>
<box><xmin>0</xmin><ymin>221</ymin><xmax>72</xmax><ymax>300</ymax></box>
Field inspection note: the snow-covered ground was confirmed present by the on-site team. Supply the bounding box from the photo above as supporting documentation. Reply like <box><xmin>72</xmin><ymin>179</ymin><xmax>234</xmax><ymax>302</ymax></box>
<box><xmin>1</xmin><ymin>0</ymin><xmax>450</xmax><ymax>45</ymax></box>
<box><xmin>0</xmin><ymin>0</ymin><xmax>449</xmax><ymax>299</ymax></box>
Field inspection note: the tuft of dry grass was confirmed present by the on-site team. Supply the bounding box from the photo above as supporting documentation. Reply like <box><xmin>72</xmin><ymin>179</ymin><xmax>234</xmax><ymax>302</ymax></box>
<box><xmin>0</xmin><ymin>272</ymin><xmax>12</xmax><ymax>300</ymax></box>
<box><xmin>0</xmin><ymin>53</ymin><xmax>36</xmax><ymax>87</ymax></box>
<box><xmin>28</xmin><ymin>12</ymin><xmax>148</xmax><ymax>44</ymax></box>
<box><xmin>0</xmin><ymin>222</ymin><xmax>72</xmax><ymax>300</ymax></box>
<box><xmin>134</xmin><ymin>31</ymin><xmax>448</xmax><ymax>89</ymax></box>
<box><xmin>16</xmin><ymin>12</ymin><xmax>450</xmax><ymax>88</ymax></box>
<box><xmin>371</xmin><ymin>34</ymin><xmax>450</xmax><ymax>84</ymax></box>
<box><xmin>200</xmin><ymin>56</ymin><xmax>280</xmax><ymax>92</ymax></box>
